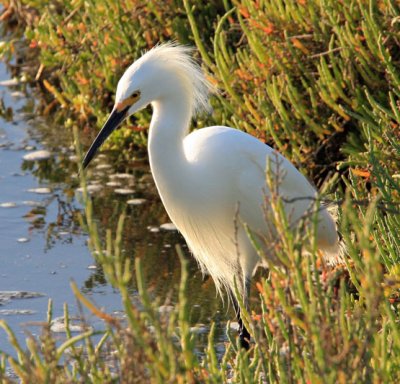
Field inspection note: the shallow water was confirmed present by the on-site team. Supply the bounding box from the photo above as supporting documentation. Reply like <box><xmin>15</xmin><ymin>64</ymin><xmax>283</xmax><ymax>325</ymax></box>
<box><xmin>0</xmin><ymin>61</ymin><xmax>229</xmax><ymax>356</ymax></box>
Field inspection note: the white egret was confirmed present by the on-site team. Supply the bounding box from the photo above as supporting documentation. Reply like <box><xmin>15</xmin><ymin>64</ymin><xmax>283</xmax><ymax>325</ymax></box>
<box><xmin>82</xmin><ymin>43</ymin><xmax>339</xmax><ymax>349</ymax></box>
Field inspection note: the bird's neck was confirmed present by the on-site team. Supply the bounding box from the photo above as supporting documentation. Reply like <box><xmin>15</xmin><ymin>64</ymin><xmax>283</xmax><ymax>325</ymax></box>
<box><xmin>148</xmin><ymin>95</ymin><xmax>192</xmax><ymax>187</ymax></box>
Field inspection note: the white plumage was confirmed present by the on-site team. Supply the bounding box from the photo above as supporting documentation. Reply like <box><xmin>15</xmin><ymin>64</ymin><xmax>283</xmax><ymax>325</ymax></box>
<box><xmin>83</xmin><ymin>43</ymin><xmax>339</xmax><ymax>348</ymax></box>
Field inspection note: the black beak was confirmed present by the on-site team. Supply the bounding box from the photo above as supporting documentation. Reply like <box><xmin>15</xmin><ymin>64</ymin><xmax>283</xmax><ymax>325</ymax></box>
<box><xmin>82</xmin><ymin>106</ymin><xmax>129</xmax><ymax>169</ymax></box>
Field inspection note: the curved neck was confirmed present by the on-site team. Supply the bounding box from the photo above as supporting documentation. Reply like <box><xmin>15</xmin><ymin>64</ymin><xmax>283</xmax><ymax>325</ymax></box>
<box><xmin>149</xmin><ymin>96</ymin><xmax>192</xmax><ymax>144</ymax></box>
<box><xmin>148</xmin><ymin>94</ymin><xmax>192</xmax><ymax>188</ymax></box>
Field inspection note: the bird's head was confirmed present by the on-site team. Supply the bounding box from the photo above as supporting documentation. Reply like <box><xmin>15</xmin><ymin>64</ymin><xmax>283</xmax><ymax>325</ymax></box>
<box><xmin>82</xmin><ymin>42</ymin><xmax>212</xmax><ymax>169</ymax></box>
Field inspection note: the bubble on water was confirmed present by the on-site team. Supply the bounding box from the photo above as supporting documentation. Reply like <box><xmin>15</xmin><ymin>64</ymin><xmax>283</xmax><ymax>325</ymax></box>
<box><xmin>27</xmin><ymin>187</ymin><xmax>52</xmax><ymax>194</ymax></box>
<box><xmin>126</xmin><ymin>198</ymin><xmax>146</xmax><ymax>205</ymax></box>
<box><xmin>76</xmin><ymin>184</ymin><xmax>102</xmax><ymax>194</ymax></box>
<box><xmin>95</xmin><ymin>163</ymin><xmax>112</xmax><ymax>171</ymax></box>
<box><xmin>11</xmin><ymin>91</ymin><xmax>25</xmax><ymax>99</ymax></box>
<box><xmin>160</xmin><ymin>222</ymin><xmax>177</xmax><ymax>231</ymax></box>
<box><xmin>87</xmin><ymin>265</ymin><xmax>97</xmax><ymax>270</ymax></box>
<box><xmin>106</xmin><ymin>181</ymin><xmax>121</xmax><ymax>187</ymax></box>
<box><xmin>113</xmin><ymin>173</ymin><xmax>134</xmax><ymax>179</ymax></box>
<box><xmin>23</xmin><ymin>150</ymin><xmax>52</xmax><ymax>161</ymax></box>
<box><xmin>114</xmin><ymin>188</ymin><xmax>135</xmax><ymax>195</ymax></box>
<box><xmin>17</xmin><ymin>237</ymin><xmax>29</xmax><ymax>243</ymax></box>
<box><xmin>50</xmin><ymin>317</ymin><xmax>91</xmax><ymax>333</ymax></box>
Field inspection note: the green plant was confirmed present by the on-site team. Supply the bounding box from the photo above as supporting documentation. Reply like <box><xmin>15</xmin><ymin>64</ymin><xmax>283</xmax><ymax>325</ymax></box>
<box><xmin>0</xmin><ymin>1</ymin><xmax>399</xmax><ymax>382</ymax></box>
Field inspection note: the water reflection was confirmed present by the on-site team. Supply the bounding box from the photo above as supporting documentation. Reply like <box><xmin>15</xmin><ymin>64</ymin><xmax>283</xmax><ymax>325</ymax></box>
<box><xmin>82</xmin><ymin>157</ymin><xmax>223</xmax><ymax>322</ymax></box>
<box><xmin>0</xmin><ymin>59</ymin><xmax>229</xmax><ymax>355</ymax></box>
<box><xmin>23</xmin><ymin>122</ymin><xmax>223</xmax><ymax>315</ymax></box>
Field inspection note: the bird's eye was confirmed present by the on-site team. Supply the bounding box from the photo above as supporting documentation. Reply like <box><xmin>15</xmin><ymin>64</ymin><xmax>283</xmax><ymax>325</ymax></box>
<box><xmin>131</xmin><ymin>91</ymin><xmax>140</xmax><ymax>99</ymax></box>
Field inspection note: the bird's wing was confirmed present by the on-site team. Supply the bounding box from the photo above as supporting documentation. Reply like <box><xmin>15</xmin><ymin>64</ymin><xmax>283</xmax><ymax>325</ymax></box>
<box><xmin>236</xmin><ymin>139</ymin><xmax>338</xmax><ymax>257</ymax></box>
<box><xmin>235</xmin><ymin>136</ymin><xmax>317</xmax><ymax>231</ymax></box>
<box><xmin>184</xmin><ymin>125</ymin><xmax>317</xmax><ymax>229</ymax></box>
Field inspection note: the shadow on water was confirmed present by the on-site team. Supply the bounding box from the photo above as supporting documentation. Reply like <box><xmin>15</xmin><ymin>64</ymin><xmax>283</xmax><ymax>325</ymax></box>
<box><xmin>0</xmin><ymin>58</ymin><xmax>231</xmax><ymax>356</ymax></box>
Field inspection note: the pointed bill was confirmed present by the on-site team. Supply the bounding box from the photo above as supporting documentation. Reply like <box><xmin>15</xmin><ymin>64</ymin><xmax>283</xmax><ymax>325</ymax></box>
<box><xmin>82</xmin><ymin>106</ymin><xmax>129</xmax><ymax>169</ymax></box>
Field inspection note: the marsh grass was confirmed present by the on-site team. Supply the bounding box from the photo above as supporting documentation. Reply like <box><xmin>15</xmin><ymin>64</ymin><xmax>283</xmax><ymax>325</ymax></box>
<box><xmin>0</xmin><ymin>127</ymin><xmax>399</xmax><ymax>383</ymax></box>
<box><xmin>0</xmin><ymin>0</ymin><xmax>400</xmax><ymax>382</ymax></box>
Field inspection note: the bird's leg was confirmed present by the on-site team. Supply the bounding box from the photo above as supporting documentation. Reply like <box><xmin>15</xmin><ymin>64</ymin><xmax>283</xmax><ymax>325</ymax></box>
<box><xmin>232</xmin><ymin>298</ymin><xmax>250</xmax><ymax>349</ymax></box>
<box><xmin>232</xmin><ymin>278</ymin><xmax>251</xmax><ymax>350</ymax></box>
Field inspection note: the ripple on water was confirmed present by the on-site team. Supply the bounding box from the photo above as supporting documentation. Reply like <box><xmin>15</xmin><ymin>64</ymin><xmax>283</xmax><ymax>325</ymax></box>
<box><xmin>0</xmin><ymin>141</ymin><xmax>12</xmax><ymax>149</ymax></box>
<box><xmin>0</xmin><ymin>291</ymin><xmax>45</xmax><ymax>306</ymax></box>
<box><xmin>0</xmin><ymin>309</ymin><xmax>36</xmax><ymax>316</ymax></box>
<box><xmin>0</xmin><ymin>202</ymin><xmax>18</xmax><ymax>208</ymax></box>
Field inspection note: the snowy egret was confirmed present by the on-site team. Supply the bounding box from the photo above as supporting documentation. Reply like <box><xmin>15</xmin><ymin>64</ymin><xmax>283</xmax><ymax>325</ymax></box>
<box><xmin>82</xmin><ymin>43</ymin><xmax>339</xmax><ymax>349</ymax></box>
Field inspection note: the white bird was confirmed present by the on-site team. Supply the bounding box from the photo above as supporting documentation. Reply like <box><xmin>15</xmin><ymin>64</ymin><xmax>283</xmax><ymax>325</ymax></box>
<box><xmin>82</xmin><ymin>43</ymin><xmax>339</xmax><ymax>349</ymax></box>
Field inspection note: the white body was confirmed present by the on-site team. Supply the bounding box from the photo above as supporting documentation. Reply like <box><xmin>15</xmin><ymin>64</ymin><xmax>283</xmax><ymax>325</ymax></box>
<box><xmin>149</xmin><ymin>102</ymin><xmax>338</xmax><ymax>295</ymax></box>
<box><xmin>104</xmin><ymin>43</ymin><xmax>339</xmax><ymax>298</ymax></box>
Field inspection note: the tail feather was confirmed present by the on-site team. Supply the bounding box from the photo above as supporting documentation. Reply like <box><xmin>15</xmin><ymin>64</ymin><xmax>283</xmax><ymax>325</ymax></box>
<box><xmin>319</xmin><ymin>202</ymin><xmax>346</xmax><ymax>265</ymax></box>
<box><xmin>320</xmin><ymin>239</ymin><xmax>347</xmax><ymax>265</ymax></box>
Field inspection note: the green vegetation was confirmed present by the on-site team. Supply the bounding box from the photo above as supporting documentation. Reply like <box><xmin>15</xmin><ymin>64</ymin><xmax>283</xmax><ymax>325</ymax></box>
<box><xmin>1</xmin><ymin>0</ymin><xmax>400</xmax><ymax>382</ymax></box>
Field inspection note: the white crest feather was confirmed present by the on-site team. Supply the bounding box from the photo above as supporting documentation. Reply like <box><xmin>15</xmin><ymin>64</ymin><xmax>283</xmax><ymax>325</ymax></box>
<box><xmin>139</xmin><ymin>42</ymin><xmax>213</xmax><ymax>114</ymax></box>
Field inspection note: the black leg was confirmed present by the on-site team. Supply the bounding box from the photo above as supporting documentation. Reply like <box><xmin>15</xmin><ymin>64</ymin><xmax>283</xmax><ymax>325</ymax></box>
<box><xmin>232</xmin><ymin>294</ymin><xmax>251</xmax><ymax>350</ymax></box>
<box><xmin>235</xmin><ymin>300</ymin><xmax>251</xmax><ymax>349</ymax></box>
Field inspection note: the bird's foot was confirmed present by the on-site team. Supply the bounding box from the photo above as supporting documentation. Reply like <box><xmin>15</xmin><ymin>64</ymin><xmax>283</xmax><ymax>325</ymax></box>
<box><xmin>239</xmin><ymin>326</ymin><xmax>251</xmax><ymax>350</ymax></box>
